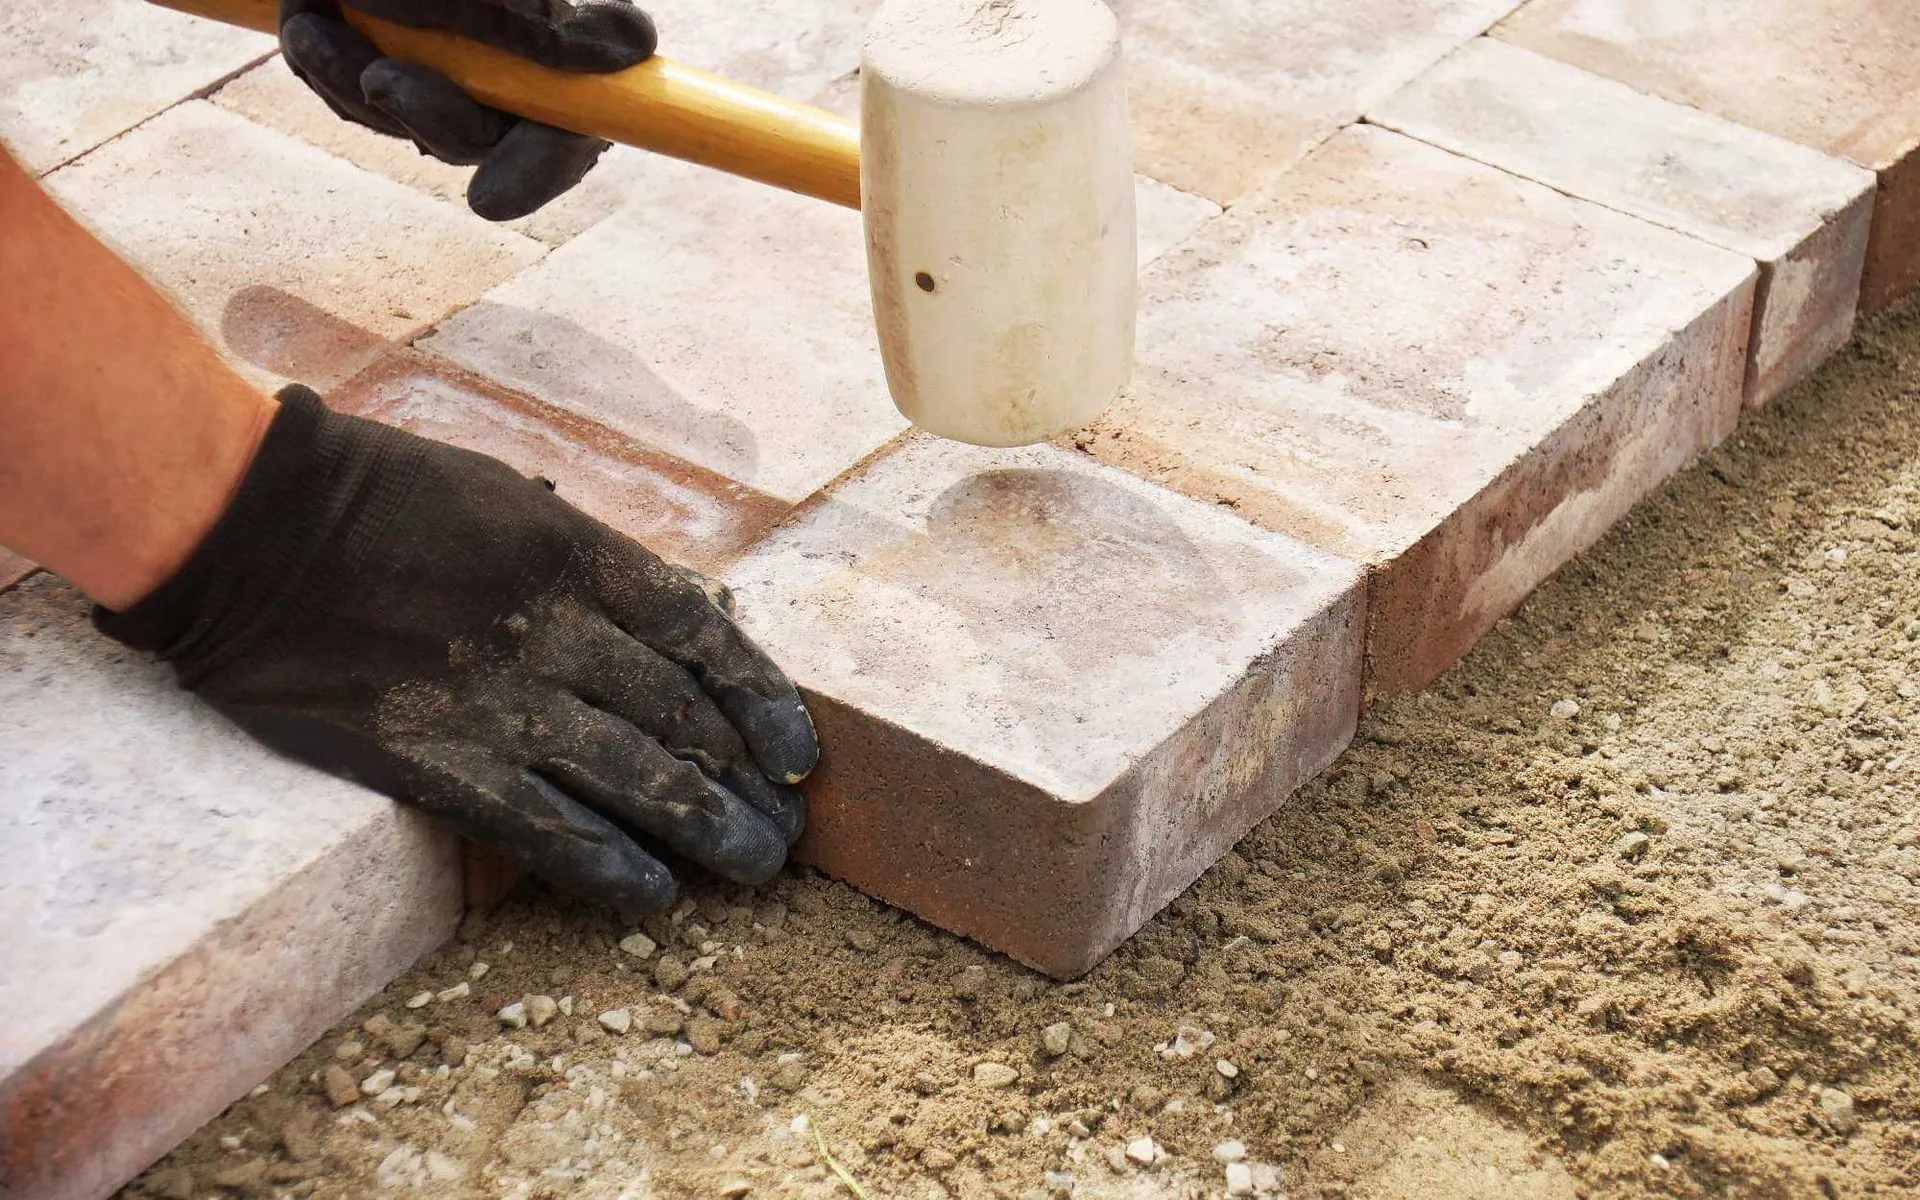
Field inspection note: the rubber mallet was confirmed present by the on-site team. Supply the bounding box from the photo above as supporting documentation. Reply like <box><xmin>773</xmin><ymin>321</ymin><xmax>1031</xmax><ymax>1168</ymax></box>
<box><xmin>149</xmin><ymin>0</ymin><xmax>1137</xmax><ymax>448</ymax></box>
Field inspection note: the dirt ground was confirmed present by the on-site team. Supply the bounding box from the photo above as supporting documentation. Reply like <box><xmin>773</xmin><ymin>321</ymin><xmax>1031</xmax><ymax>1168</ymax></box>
<box><xmin>129</xmin><ymin>297</ymin><xmax>1920</xmax><ymax>1200</ymax></box>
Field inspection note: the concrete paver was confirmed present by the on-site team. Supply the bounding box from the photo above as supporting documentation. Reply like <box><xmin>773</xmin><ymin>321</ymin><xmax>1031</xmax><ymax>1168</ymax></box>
<box><xmin>720</xmin><ymin>434</ymin><xmax>1364</xmax><ymax>977</ymax></box>
<box><xmin>1372</xmin><ymin>38</ymin><xmax>1876</xmax><ymax>406</ymax></box>
<box><xmin>1082</xmin><ymin>125</ymin><xmax>1757</xmax><ymax>695</ymax></box>
<box><xmin>328</xmin><ymin>350</ymin><xmax>789</xmax><ymax>577</ymax></box>
<box><xmin>0</xmin><ymin>0</ymin><xmax>271</xmax><ymax>175</ymax></box>
<box><xmin>421</xmin><ymin>157</ymin><xmax>902</xmax><ymax>505</ymax></box>
<box><xmin>0</xmin><ymin>575</ymin><xmax>461</xmax><ymax>1200</ymax></box>
<box><xmin>1115</xmin><ymin>0</ymin><xmax>1524</xmax><ymax>204</ymax></box>
<box><xmin>1495</xmin><ymin>0</ymin><xmax>1920</xmax><ymax>312</ymax></box>
<box><xmin>43</xmin><ymin>100</ymin><xmax>545</xmax><ymax>392</ymax></box>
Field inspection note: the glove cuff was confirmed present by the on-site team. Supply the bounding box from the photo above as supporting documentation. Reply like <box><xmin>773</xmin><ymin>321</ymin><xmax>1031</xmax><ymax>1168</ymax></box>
<box><xmin>93</xmin><ymin>385</ymin><xmax>423</xmax><ymax>680</ymax></box>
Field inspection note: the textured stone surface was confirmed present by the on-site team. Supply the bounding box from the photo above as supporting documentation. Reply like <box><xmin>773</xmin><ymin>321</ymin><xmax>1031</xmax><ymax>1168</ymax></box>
<box><xmin>43</xmin><ymin>101</ymin><xmax>545</xmax><ymax>391</ymax></box>
<box><xmin>0</xmin><ymin>576</ymin><xmax>462</xmax><ymax>1200</ymax></box>
<box><xmin>0</xmin><ymin>0</ymin><xmax>271</xmax><ymax>175</ymax></box>
<box><xmin>1114</xmin><ymin>0</ymin><xmax>1524</xmax><ymax>203</ymax></box>
<box><xmin>421</xmin><ymin>157</ymin><xmax>901</xmax><ymax>504</ymax></box>
<box><xmin>1495</xmin><ymin>0</ymin><xmax>1920</xmax><ymax>311</ymax></box>
<box><xmin>329</xmin><ymin>350</ymin><xmax>788</xmax><ymax>577</ymax></box>
<box><xmin>721</xmin><ymin>435</ymin><xmax>1363</xmax><ymax>977</ymax></box>
<box><xmin>1082</xmin><ymin>125</ymin><xmax>1756</xmax><ymax>695</ymax></box>
<box><xmin>1372</xmin><ymin>38</ymin><xmax>1875</xmax><ymax>406</ymax></box>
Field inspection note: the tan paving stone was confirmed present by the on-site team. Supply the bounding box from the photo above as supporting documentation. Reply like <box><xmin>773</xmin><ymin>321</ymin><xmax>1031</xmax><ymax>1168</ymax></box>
<box><xmin>42</xmin><ymin>101</ymin><xmax>545</xmax><ymax>391</ymax></box>
<box><xmin>1372</xmin><ymin>37</ymin><xmax>1876</xmax><ymax>406</ymax></box>
<box><xmin>0</xmin><ymin>0</ymin><xmax>272</xmax><ymax>175</ymax></box>
<box><xmin>1114</xmin><ymin>0</ymin><xmax>1525</xmax><ymax>203</ymax></box>
<box><xmin>720</xmin><ymin>434</ymin><xmax>1363</xmax><ymax>977</ymax></box>
<box><xmin>1081</xmin><ymin>125</ymin><xmax>1756</xmax><ymax>696</ymax></box>
<box><xmin>420</xmin><ymin>157</ymin><xmax>901</xmax><ymax>504</ymax></box>
<box><xmin>1495</xmin><ymin>0</ymin><xmax>1920</xmax><ymax>311</ymax></box>
<box><xmin>0</xmin><ymin>575</ymin><xmax>461</xmax><ymax>1200</ymax></box>
<box><xmin>329</xmin><ymin>350</ymin><xmax>788</xmax><ymax>576</ymax></box>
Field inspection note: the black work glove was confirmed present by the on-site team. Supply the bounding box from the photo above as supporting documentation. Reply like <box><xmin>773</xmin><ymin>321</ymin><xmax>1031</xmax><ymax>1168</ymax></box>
<box><xmin>278</xmin><ymin>0</ymin><xmax>657</xmax><ymax>220</ymax></box>
<box><xmin>95</xmin><ymin>386</ymin><xmax>817</xmax><ymax>913</ymax></box>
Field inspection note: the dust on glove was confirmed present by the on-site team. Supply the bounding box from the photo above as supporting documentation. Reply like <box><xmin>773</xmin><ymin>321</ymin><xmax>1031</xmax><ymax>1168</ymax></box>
<box><xmin>96</xmin><ymin>386</ymin><xmax>817</xmax><ymax>914</ymax></box>
<box><xmin>278</xmin><ymin>0</ymin><xmax>657</xmax><ymax>220</ymax></box>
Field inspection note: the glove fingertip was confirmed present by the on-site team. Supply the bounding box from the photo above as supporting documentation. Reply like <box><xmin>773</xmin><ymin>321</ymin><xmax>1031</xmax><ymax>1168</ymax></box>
<box><xmin>467</xmin><ymin>123</ymin><xmax>608</xmax><ymax>220</ymax></box>
<box><xmin>560</xmin><ymin>2</ymin><xmax>658</xmax><ymax>71</ymax></box>
<box><xmin>741</xmin><ymin>694</ymin><xmax>821</xmax><ymax>785</ymax></box>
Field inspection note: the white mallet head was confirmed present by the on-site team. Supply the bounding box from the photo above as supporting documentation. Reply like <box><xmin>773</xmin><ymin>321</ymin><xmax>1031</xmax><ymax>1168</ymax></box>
<box><xmin>861</xmin><ymin>0</ymin><xmax>1137</xmax><ymax>448</ymax></box>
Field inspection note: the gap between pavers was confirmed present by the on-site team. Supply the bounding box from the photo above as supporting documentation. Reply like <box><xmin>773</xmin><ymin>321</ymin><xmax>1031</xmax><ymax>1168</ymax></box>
<box><xmin>1115</xmin><ymin>0</ymin><xmax>1527</xmax><ymax>204</ymax></box>
<box><xmin>1079</xmin><ymin>124</ymin><xmax>1758</xmax><ymax>698</ymax></box>
<box><xmin>0</xmin><ymin>576</ymin><xmax>462</xmax><ymax>1200</ymax></box>
<box><xmin>1369</xmin><ymin>37</ymin><xmax>1876</xmax><ymax>408</ymax></box>
<box><xmin>1494</xmin><ymin>0</ymin><xmax>1920</xmax><ymax>313</ymax></box>
<box><xmin>720</xmin><ymin>434</ymin><xmax>1366</xmax><ymax>979</ymax></box>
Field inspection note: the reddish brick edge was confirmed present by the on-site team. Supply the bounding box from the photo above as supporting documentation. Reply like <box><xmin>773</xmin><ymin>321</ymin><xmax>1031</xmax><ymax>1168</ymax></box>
<box><xmin>1860</xmin><ymin>148</ymin><xmax>1920</xmax><ymax>315</ymax></box>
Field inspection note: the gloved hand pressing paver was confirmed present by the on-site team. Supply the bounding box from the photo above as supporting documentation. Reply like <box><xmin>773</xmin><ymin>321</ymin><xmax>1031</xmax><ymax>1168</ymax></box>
<box><xmin>277</xmin><ymin>0</ymin><xmax>657</xmax><ymax>219</ymax></box>
<box><xmin>94</xmin><ymin>387</ymin><xmax>818</xmax><ymax>913</ymax></box>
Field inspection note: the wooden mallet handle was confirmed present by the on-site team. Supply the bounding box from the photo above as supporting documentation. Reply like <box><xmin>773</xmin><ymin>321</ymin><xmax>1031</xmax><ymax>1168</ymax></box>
<box><xmin>148</xmin><ymin>0</ymin><xmax>862</xmax><ymax>209</ymax></box>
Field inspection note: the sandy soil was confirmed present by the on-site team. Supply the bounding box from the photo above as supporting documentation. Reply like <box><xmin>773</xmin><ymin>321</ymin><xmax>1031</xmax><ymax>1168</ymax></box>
<box><xmin>128</xmin><ymin>298</ymin><xmax>1920</xmax><ymax>1200</ymax></box>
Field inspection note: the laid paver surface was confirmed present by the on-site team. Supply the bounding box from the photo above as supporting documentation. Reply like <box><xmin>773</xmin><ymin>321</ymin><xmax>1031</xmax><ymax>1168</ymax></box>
<box><xmin>42</xmin><ymin>101</ymin><xmax>545</xmax><ymax>391</ymax></box>
<box><xmin>1371</xmin><ymin>37</ymin><xmax>1877</xmax><ymax>407</ymax></box>
<box><xmin>0</xmin><ymin>0</ymin><xmax>271</xmax><ymax>175</ymax></box>
<box><xmin>1494</xmin><ymin>0</ymin><xmax>1920</xmax><ymax>311</ymax></box>
<box><xmin>1082</xmin><ymin>124</ymin><xmax>1757</xmax><ymax>694</ymax></box>
<box><xmin>7</xmin><ymin>1</ymin><xmax>1920</xmax><ymax>1193</ymax></box>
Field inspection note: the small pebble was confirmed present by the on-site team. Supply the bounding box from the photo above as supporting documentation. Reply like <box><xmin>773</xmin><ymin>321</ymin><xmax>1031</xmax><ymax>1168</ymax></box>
<box><xmin>526</xmin><ymin>994</ymin><xmax>559</xmax><ymax>1029</ymax></box>
<box><xmin>686</xmin><ymin>1017</ymin><xmax>723</xmax><ymax>1054</ymax></box>
<box><xmin>1550</xmin><ymin>698</ymin><xmax>1581</xmax><ymax>720</ymax></box>
<box><xmin>1042</xmin><ymin>1022</ymin><xmax>1073</xmax><ymax>1057</ymax></box>
<box><xmin>436</xmin><ymin>982</ymin><xmax>470</xmax><ymax>1002</ymax></box>
<box><xmin>404</xmin><ymin>991</ymin><xmax>433</xmax><ymax>1010</ymax></box>
<box><xmin>1125</xmin><ymin>1137</ymin><xmax>1159</xmax><ymax>1166</ymax></box>
<box><xmin>558</xmin><ymin>996</ymin><xmax>574</xmax><ymax>1018</ymax></box>
<box><xmin>1820</xmin><ymin>1087</ymin><xmax>1858</xmax><ymax>1134</ymax></box>
<box><xmin>922</xmin><ymin>1147</ymin><xmax>957</xmax><ymax>1171</ymax></box>
<box><xmin>973</xmin><ymin>1062</ymin><xmax>1020</xmax><ymax>1089</ymax></box>
<box><xmin>497</xmin><ymin>1001</ymin><xmax>528</xmax><ymax>1030</ymax></box>
<box><xmin>333</xmin><ymin>1040</ymin><xmax>364</xmax><ymax>1060</ymax></box>
<box><xmin>1212</xmin><ymin>1140</ymin><xmax>1246</xmax><ymax>1163</ymax></box>
<box><xmin>358</xmin><ymin>1069</ymin><xmax>395</xmax><ymax>1097</ymax></box>
<box><xmin>1616</xmin><ymin>831</ymin><xmax>1651</xmax><ymax>860</ymax></box>
<box><xmin>386</xmin><ymin>1024</ymin><xmax>427</xmax><ymax>1059</ymax></box>
<box><xmin>655</xmin><ymin>957</ymin><xmax>689</xmax><ymax>990</ymax></box>
<box><xmin>1105</xmin><ymin>1145</ymin><xmax>1130</xmax><ymax>1173</ymax></box>
<box><xmin>619</xmin><ymin>932</ymin><xmax>657</xmax><ymax>959</ymax></box>
<box><xmin>321</xmin><ymin>1065</ymin><xmax>359</xmax><ymax>1107</ymax></box>
<box><xmin>1649</xmin><ymin>1153</ymin><xmax>1671</xmax><ymax>1170</ymax></box>
<box><xmin>598</xmin><ymin>1008</ymin><xmax>633</xmax><ymax>1035</ymax></box>
<box><xmin>469</xmin><ymin>962</ymin><xmax>490</xmax><ymax>980</ymax></box>
<box><xmin>1225</xmin><ymin>1161</ymin><xmax>1254</xmax><ymax>1195</ymax></box>
<box><xmin>1216</xmin><ymin>1059</ymin><xmax>1240</xmax><ymax>1079</ymax></box>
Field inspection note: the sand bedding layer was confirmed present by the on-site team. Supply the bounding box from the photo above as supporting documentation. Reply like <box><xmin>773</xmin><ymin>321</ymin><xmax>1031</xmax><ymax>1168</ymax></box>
<box><xmin>129</xmin><ymin>299</ymin><xmax>1920</xmax><ymax>1199</ymax></box>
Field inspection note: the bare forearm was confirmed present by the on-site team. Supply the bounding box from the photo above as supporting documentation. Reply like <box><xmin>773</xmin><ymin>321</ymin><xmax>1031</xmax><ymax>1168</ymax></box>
<box><xmin>0</xmin><ymin>142</ymin><xmax>276</xmax><ymax>610</ymax></box>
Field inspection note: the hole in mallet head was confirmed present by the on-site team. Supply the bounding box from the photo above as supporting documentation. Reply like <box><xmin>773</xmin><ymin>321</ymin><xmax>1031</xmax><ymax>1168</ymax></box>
<box><xmin>915</xmin><ymin>271</ymin><xmax>936</xmax><ymax>292</ymax></box>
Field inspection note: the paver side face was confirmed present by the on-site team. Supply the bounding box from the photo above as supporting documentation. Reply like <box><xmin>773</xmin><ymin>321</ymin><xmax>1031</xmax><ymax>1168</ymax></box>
<box><xmin>422</xmin><ymin>159</ymin><xmax>907</xmax><ymax>504</ymax></box>
<box><xmin>329</xmin><ymin>351</ymin><xmax>788</xmax><ymax>577</ymax></box>
<box><xmin>722</xmin><ymin>435</ymin><xmax>1363</xmax><ymax>975</ymax></box>
<box><xmin>1113</xmin><ymin>0</ymin><xmax>1525</xmax><ymax>203</ymax></box>
<box><xmin>0</xmin><ymin>551</ymin><xmax>32</xmax><ymax>594</ymax></box>
<box><xmin>1370</xmin><ymin>280</ymin><xmax>1752</xmax><ymax>693</ymax></box>
<box><xmin>1495</xmin><ymin>0</ymin><xmax>1920</xmax><ymax>309</ymax></box>
<box><xmin>1369</xmin><ymin>37</ymin><xmax>1874</xmax><ymax>407</ymax></box>
<box><xmin>0</xmin><ymin>577</ymin><xmax>461</xmax><ymax>1200</ymax></box>
<box><xmin>0</xmin><ymin>0</ymin><xmax>271</xmax><ymax>175</ymax></box>
<box><xmin>41</xmin><ymin>101</ymin><xmax>545</xmax><ymax>392</ymax></box>
<box><xmin>1080</xmin><ymin>125</ymin><xmax>1756</xmax><ymax>693</ymax></box>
